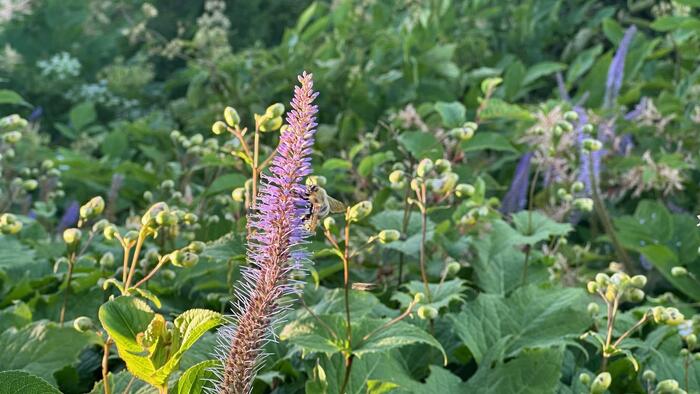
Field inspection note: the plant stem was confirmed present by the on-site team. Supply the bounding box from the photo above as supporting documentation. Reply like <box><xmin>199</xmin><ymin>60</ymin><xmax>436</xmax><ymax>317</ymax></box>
<box><xmin>59</xmin><ymin>257</ymin><xmax>75</xmax><ymax>326</ymax></box>
<box><xmin>588</xmin><ymin>155</ymin><xmax>632</xmax><ymax>271</ymax></box>
<box><xmin>102</xmin><ymin>337</ymin><xmax>112</xmax><ymax>394</ymax></box>
<box><xmin>397</xmin><ymin>183</ymin><xmax>412</xmax><ymax>288</ymax></box>
<box><xmin>342</xmin><ymin>221</ymin><xmax>352</xmax><ymax>348</ymax></box>
<box><xmin>132</xmin><ymin>257</ymin><xmax>167</xmax><ymax>289</ymax></box>
<box><xmin>124</xmin><ymin>231</ymin><xmax>146</xmax><ymax>289</ymax></box>
<box><xmin>339</xmin><ymin>355</ymin><xmax>354</xmax><ymax>394</ymax></box>
<box><xmin>251</xmin><ymin>130</ymin><xmax>260</xmax><ymax>207</ymax></box>
<box><xmin>418</xmin><ymin>184</ymin><xmax>432</xmax><ymax>302</ymax></box>
<box><xmin>521</xmin><ymin>163</ymin><xmax>541</xmax><ymax>285</ymax></box>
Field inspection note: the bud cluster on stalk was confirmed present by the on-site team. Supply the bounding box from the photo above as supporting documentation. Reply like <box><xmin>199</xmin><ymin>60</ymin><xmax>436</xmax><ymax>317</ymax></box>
<box><xmin>587</xmin><ymin>271</ymin><xmax>647</xmax><ymax>304</ymax></box>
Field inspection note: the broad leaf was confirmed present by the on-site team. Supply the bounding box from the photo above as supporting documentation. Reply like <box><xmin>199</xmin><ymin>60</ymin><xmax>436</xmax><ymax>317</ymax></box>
<box><xmin>397</xmin><ymin>131</ymin><xmax>444</xmax><ymax>160</ymax></box>
<box><xmin>511</xmin><ymin>211</ymin><xmax>572</xmax><ymax>245</ymax></box>
<box><xmin>0</xmin><ymin>370</ymin><xmax>61</xmax><ymax>393</ymax></box>
<box><xmin>176</xmin><ymin>360</ymin><xmax>218</xmax><ymax>394</ymax></box>
<box><xmin>0</xmin><ymin>90</ymin><xmax>31</xmax><ymax>107</ymax></box>
<box><xmin>434</xmin><ymin>101</ymin><xmax>466</xmax><ymax>128</ymax></box>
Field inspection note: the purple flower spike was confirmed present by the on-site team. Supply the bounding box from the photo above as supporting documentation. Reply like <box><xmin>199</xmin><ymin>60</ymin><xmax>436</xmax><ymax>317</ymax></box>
<box><xmin>216</xmin><ymin>72</ymin><xmax>318</xmax><ymax>394</ymax></box>
<box><xmin>501</xmin><ymin>152</ymin><xmax>532</xmax><ymax>214</ymax></box>
<box><xmin>57</xmin><ymin>200</ymin><xmax>79</xmax><ymax>232</ymax></box>
<box><xmin>604</xmin><ymin>25</ymin><xmax>637</xmax><ymax>109</ymax></box>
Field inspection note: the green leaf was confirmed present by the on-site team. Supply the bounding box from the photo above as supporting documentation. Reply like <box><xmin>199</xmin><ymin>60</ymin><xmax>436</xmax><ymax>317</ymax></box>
<box><xmin>461</xmin><ymin>132</ymin><xmax>517</xmax><ymax>153</ymax></box>
<box><xmin>397</xmin><ymin>131</ymin><xmax>444</xmax><ymax>160</ymax></box>
<box><xmin>0</xmin><ymin>370</ymin><xmax>61</xmax><ymax>394</ymax></box>
<box><xmin>463</xmin><ymin>347</ymin><xmax>564</xmax><ymax>393</ymax></box>
<box><xmin>434</xmin><ymin>101</ymin><xmax>466</xmax><ymax>128</ymax></box>
<box><xmin>651</xmin><ymin>16</ymin><xmax>700</xmax><ymax>31</ymax></box>
<box><xmin>205</xmin><ymin>173</ymin><xmax>246</xmax><ymax>196</ymax></box>
<box><xmin>354</xmin><ymin>319</ymin><xmax>447</xmax><ymax>364</ymax></box>
<box><xmin>0</xmin><ymin>321</ymin><xmax>100</xmax><ymax>384</ymax></box>
<box><xmin>69</xmin><ymin>102</ymin><xmax>96</xmax><ymax>131</ymax></box>
<box><xmin>392</xmin><ymin>279</ymin><xmax>466</xmax><ymax>311</ymax></box>
<box><xmin>478</xmin><ymin>98</ymin><xmax>535</xmax><ymax>121</ymax></box>
<box><xmin>358</xmin><ymin>151</ymin><xmax>395</xmax><ymax>178</ymax></box>
<box><xmin>99</xmin><ymin>296</ymin><xmax>223</xmax><ymax>387</ymax></box>
<box><xmin>370</xmin><ymin>210</ymin><xmax>435</xmax><ymax>255</ymax></box>
<box><xmin>409</xmin><ymin>366</ymin><xmax>464</xmax><ymax>393</ymax></box>
<box><xmin>470</xmin><ymin>219</ymin><xmax>525</xmax><ymax>294</ymax></box>
<box><xmin>639</xmin><ymin>245</ymin><xmax>700</xmax><ymax>301</ymax></box>
<box><xmin>89</xmin><ymin>371</ymin><xmax>157</xmax><ymax>394</ymax></box>
<box><xmin>176</xmin><ymin>360</ymin><xmax>218</xmax><ymax>394</ymax></box>
<box><xmin>511</xmin><ymin>211</ymin><xmax>572</xmax><ymax>245</ymax></box>
<box><xmin>0</xmin><ymin>90</ymin><xmax>31</xmax><ymax>107</ymax></box>
<box><xmin>0</xmin><ymin>301</ymin><xmax>32</xmax><ymax>333</ymax></box>
<box><xmin>449</xmin><ymin>286</ymin><xmax>591</xmax><ymax>364</ymax></box>
<box><xmin>566</xmin><ymin>45</ymin><xmax>603</xmax><ymax>85</ymax></box>
<box><xmin>522</xmin><ymin>62</ymin><xmax>567</xmax><ymax>86</ymax></box>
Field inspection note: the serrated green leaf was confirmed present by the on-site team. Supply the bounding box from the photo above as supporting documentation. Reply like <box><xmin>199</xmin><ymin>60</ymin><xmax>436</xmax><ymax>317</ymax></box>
<box><xmin>478</xmin><ymin>98</ymin><xmax>534</xmax><ymax>121</ymax></box>
<box><xmin>0</xmin><ymin>90</ymin><xmax>31</xmax><ymax>107</ymax></box>
<box><xmin>434</xmin><ymin>101</ymin><xmax>466</xmax><ymax>128</ymax></box>
<box><xmin>461</xmin><ymin>132</ymin><xmax>517</xmax><ymax>153</ymax></box>
<box><xmin>397</xmin><ymin>131</ymin><xmax>444</xmax><ymax>160</ymax></box>
<box><xmin>449</xmin><ymin>286</ymin><xmax>591</xmax><ymax>364</ymax></box>
<box><xmin>89</xmin><ymin>370</ymin><xmax>157</xmax><ymax>394</ymax></box>
<box><xmin>176</xmin><ymin>359</ymin><xmax>219</xmax><ymax>394</ymax></box>
<box><xmin>523</xmin><ymin>62</ymin><xmax>566</xmax><ymax>86</ymax></box>
<box><xmin>0</xmin><ymin>370</ymin><xmax>61</xmax><ymax>394</ymax></box>
<box><xmin>511</xmin><ymin>211</ymin><xmax>572</xmax><ymax>245</ymax></box>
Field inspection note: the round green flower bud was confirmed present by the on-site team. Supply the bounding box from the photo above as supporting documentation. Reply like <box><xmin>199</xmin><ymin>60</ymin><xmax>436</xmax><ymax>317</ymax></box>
<box><xmin>22</xmin><ymin>179</ymin><xmax>38</xmax><ymax>191</ymax></box>
<box><xmin>260</xmin><ymin>116</ymin><xmax>283</xmax><ymax>132</ymax></box>
<box><xmin>557</xmin><ymin>120</ymin><xmax>573</xmax><ymax>133</ymax></box>
<box><xmin>63</xmin><ymin>228</ymin><xmax>82</xmax><ymax>245</ymax></box>
<box><xmin>141</xmin><ymin>202</ymin><xmax>169</xmax><ymax>226</ymax></box>
<box><xmin>0</xmin><ymin>213</ymin><xmax>23</xmax><ymax>234</ymax></box>
<box><xmin>183</xmin><ymin>213</ymin><xmax>198</xmax><ymax>225</ymax></box>
<box><xmin>390</xmin><ymin>179</ymin><xmax>407</xmax><ymax>191</ymax></box>
<box><xmin>417</xmin><ymin>305</ymin><xmax>438</xmax><ymax>320</ymax></box>
<box><xmin>155</xmin><ymin>210</ymin><xmax>178</xmax><ymax>226</ymax></box>
<box><xmin>161</xmin><ymin>269</ymin><xmax>176</xmax><ymax>280</ymax></box>
<box><xmin>594</xmin><ymin>273</ymin><xmax>609</xmax><ymax>286</ymax></box>
<box><xmin>571</xmin><ymin>181</ymin><xmax>585</xmax><ymax>193</ymax></box>
<box><xmin>266</xmin><ymin>103</ymin><xmax>285</xmax><ymax>118</ymax></box>
<box><xmin>170</xmin><ymin>250</ymin><xmax>199</xmax><ymax>268</ymax></box>
<box><xmin>579</xmin><ymin>372</ymin><xmax>591</xmax><ymax>386</ymax></box>
<box><xmin>389</xmin><ymin>170</ymin><xmax>405</xmax><ymax>184</ymax></box>
<box><xmin>590</xmin><ymin>372</ymin><xmax>611</xmax><ymax>394</ymax></box>
<box><xmin>642</xmin><ymin>370</ymin><xmax>656</xmax><ymax>382</ymax></box>
<box><xmin>73</xmin><ymin>316</ymin><xmax>94</xmax><ymax>332</ymax></box>
<box><xmin>80</xmin><ymin>196</ymin><xmax>105</xmax><ymax>220</ymax></box>
<box><xmin>664</xmin><ymin>307</ymin><xmax>685</xmax><ymax>326</ymax></box>
<box><xmin>212</xmin><ymin>121</ymin><xmax>227</xmax><ymax>135</ymax></box>
<box><xmin>684</xmin><ymin>333</ymin><xmax>697</xmax><ymax>350</ymax></box>
<box><xmin>656</xmin><ymin>379</ymin><xmax>679</xmax><ymax>393</ymax></box>
<box><xmin>582</xmin><ymin>124</ymin><xmax>594</xmax><ymax>134</ymax></box>
<box><xmin>564</xmin><ymin>111</ymin><xmax>579</xmax><ymax>122</ymax></box>
<box><xmin>582</xmin><ymin>138</ymin><xmax>603</xmax><ymax>152</ymax></box>
<box><xmin>626</xmin><ymin>288</ymin><xmax>645</xmax><ymax>303</ymax></box>
<box><xmin>224</xmin><ymin>107</ymin><xmax>240</xmax><ymax>127</ymax></box>
<box><xmin>611</xmin><ymin>272</ymin><xmax>630</xmax><ymax>286</ymax></box>
<box><xmin>123</xmin><ymin>230</ymin><xmax>139</xmax><ymax>243</ymax></box>
<box><xmin>378</xmin><ymin>229</ymin><xmax>400</xmax><ymax>244</ymax></box>
<box><xmin>187</xmin><ymin>241</ymin><xmax>205</xmax><ymax>254</ymax></box>
<box><xmin>3</xmin><ymin>131</ymin><xmax>22</xmax><ymax>144</ymax></box>
<box><xmin>416</xmin><ymin>158</ymin><xmax>434</xmax><ymax>177</ymax></box>
<box><xmin>100</xmin><ymin>252</ymin><xmax>115</xmax><ymax>269</ymax></box>
<box><xmin>190</xmin><ymin>133</ymin><xmax>204</xmax><ymax>145</ymax></box>
<box><xmin>413</xmin><ymin>292</ymin><xmax>426</xmax><ymax>303</ymax></box>
<box><xmin>434</xmin><ymin>159</ymin><xmax>452</xmax><ymax>174</ymax></box>
<box><xmin>671</xmin><ymin>266</ymin><xmax>688</xmax><ymax>277</ymax></box>
<box><xmin>322</xmin><ymin>217</ymin><xmax>336</xmax><ymax>232</ymax></box>
<box><xmin>231</xmin><ymin>187</ymin><xmax>246</xmax><ymax>202</ymax></box>
<box><xmin>437</xmin><ymin>172</ymin><xmax>459</xmax><ymax>195</ymax></box>
<box><xmin>446</xmin><ymin>261</ymin><xmax>461</xmax><ymax>276</ymax></box>
<box><xmin>587</xmin><ymin>302</ymin><xmax>600</xmax><ymax>315</ymax></box>
<box><xmin>103</xmin><ymin>224</ymin><xmax>118</xmax><ymax>240</ymax></box>
<box><xmin>587</xmin><ymin>281</ymin><xmax>599</xmax><ymax>294</ymax></box>
<box><xmin>455</xmin><ymin>183</ymin><xmax>475</xmax><ymax>198</ymax></box>
<box><xmin>348</xmin><ymin>201</ymin><xmax>373</xmax><ymax>222</ymax></box>
<box><xmin>630</xmin><ymin>275</ymin><xmax>647</xmax><ymax>288</ymax></box>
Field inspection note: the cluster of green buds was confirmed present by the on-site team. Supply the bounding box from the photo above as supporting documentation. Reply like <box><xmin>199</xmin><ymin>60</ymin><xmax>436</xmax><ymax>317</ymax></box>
<box><xmin>413</xmin><ymin>292</ymin><xmax>439</xmax><ymax>320</ymax></box>
<box><xmin>170</xmin><ymin>130</ymin><xmax>222</xmax><ymax>159</ymax></box>
<box><xmin>586</xmin><ymin>271</ymin><xmax>647</xmax><ymax>303</ymax></box>
<box><xmin>556</xmin><ymin>181</ymin><xmax>593</xmax><ymax>212</ymax></box>
<box><xmin>79</xmin><ymin>196</ymin><xmax>105</xmax><ymax>225</ymax></box>
<box><xmin>255</xmin><ymin>103</ymin><xmax>285</xmax><ymax>132</ymax></box>
<box><xmin>582</xmin><ymin>137</ymin><xmax>603</xmax><ymax>153</ymax></box>
<box><xmin>452</xmin><ymin>178</ymin><xmax>498</xmax><ymax>226</ymax></box>
<box><xmin>0</xmin><ymin>213</ymin><xmax>22</xmax><ymax>234</ymax></box>
<box><xmin>579</xmin><ymin>371</ymin><xmax>611</xmax><ymax>394</ymax></box>
<box><xmin>650</xmin><ymin>306</ymin><xmax>685</xmax><ymax>326</ymax></box>
<box><xmin>390</xmin><ymin>158</ymin><xmax>461</xmax><ymax>198</ymax></box>
<box><xmin>0</xmin><ymin>114</ymin><xmax>27</xmax><ymax>145</ymax></box>
<box><xmin>167</xmin><ymin>240</ymin><xmax>204</xmax><ymax>268</ymax></box>
<box><xmin>448</xmin><ymin>121</ymin><xmax>477</xmax><ymax>141</ymax></box>
<box><xmin>140</xmin><ymin>202</ymin><xmax>198</xmax><ymax>237</ymax></box>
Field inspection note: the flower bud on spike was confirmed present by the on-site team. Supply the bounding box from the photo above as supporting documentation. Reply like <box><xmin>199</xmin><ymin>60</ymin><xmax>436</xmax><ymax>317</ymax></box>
<box><xmin>417</xmin><ymin>305</ymin><xmax>438</xmax><ymax>320</ymax></box>
<box><xmin>224</xmin><ymin>107</ymin><xmax>240</xmax><ymax>127</ymax></box>
<box><xmin>73</xmin><ymin>316</ymin><xmax>94</xmax><ymax>332</ymax></box>
<box><xmin>347</xmin><ymin>201</ymin><xmax>372</xmax><ymax>222</ymax></box>
<box><xmin>63</xmin><ymin>228</ymin><xmax>82</xmax><ymax>246</ymax></box>
<box><xmin>212</xmin><ymin>121</ymin><xmax>227</xmax><ymax>135</ymax></box>
<box><xmin>378</xmin><ymin>229</ymin><xmax>400</xmax><ymax>244</ymax></box>
<box><xmin>590</xmin><ymin>372</ymin><xmax>611</xmax><ymax>394</ymax></box>
<box><xmin>642</xmin><ymin>370</ymin><xmax>656</xmax><ymax>382</ymax></box>
<box><xmin>630</xmin><ymin>275</ymin><xmax>647</xmax><ymax>288</ymax></box>
<box><xmin>416</xmin><ymin>158</ymin><xmax>434</xmax><ymax>177</ymax></box>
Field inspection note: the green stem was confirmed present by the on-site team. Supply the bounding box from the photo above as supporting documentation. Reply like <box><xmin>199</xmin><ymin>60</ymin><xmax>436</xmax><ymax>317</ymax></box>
<box><xmin>418</xmin><ymin>184</ymin><xmax>432</xmax><ymax>302</ymax></box>
<box><xmin>59</xmin><ymin>258</ymin><xmax>75</xmax><ymax>327</ymax></box>
<box><xmin>339</xmin><ymin>355</ymin><xmax>354</xmax><ymax>394</ymax></box>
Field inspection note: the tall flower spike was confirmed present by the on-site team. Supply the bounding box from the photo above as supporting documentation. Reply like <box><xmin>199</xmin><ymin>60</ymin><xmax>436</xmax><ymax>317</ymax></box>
<box><xmin>501</xmin><ymin>152</ymin><xmax>532</xmax><ymax>214</ymax></box>
<box><xmin>214</xmin><ymin>72</ymin><xmax>318</xmax><ymax>394</ymax></box>
<box><xmin>604</xmin><ymin>25</ymin><xmax>637</xmax><ymax>110</ymax></box>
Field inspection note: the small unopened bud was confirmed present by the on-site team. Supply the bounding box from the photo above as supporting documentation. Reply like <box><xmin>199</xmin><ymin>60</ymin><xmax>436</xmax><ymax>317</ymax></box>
<box><xmin>100</xmin><ymin>252</ymin><xmax>115</xmax><ymax>269</ymax></box>
<box><xmin>564</xmin><ymin>111</ymin><xmax>579</xmax><ymax>122</ymax></box>
<box><xmin>587</xmin><ymin>281</ymin><xmax>599</xmax><ymax>294</ymax></box>
<box><xmin>626</xmin><ymin>288</ymin><xmax>645</xmax><ymax>303</ymax></box>
<box><xmin>212</xmin><ymin>121</ymin><xmax>227</xmax><ymax>135</ymax></box>
<box><xmin>685</xmin><ymin>333</ymin><xmax>697</xmax><ymax>350</ymax></box>
<box><xmin>671</xmin><ymin>266</ymin><xmax>688</xmax><ymax>277</ymax></box>
<box><xmin>417</xmin><ymin>305</ymin><xmax>438</xmax><ymax>320</ymax></box>
<box><xmin>378</xmin><ymin>229</ymin><xmax>400</xmax><ymax>244</ymax></box>
<box><xmin>630</xmin><ymin>275</ymin><xmax>647</xmax><ymax>288</ymax></box>
<box><xmin>170</xmin><ymin>250</ymin><xmax>199</xmax><ymax>268</ymax></box>
<box><xmin>642</xmin><ymin>370</ymin><xmax>656</xmax><ymax>382</ymax></box>
<box><xmin>557</xmin><ymin>120</ymin><xmax>573</xmax><ymax>133</ymax></box>
<box><xmin>347</xmin><ymin>201</ymin><xmax>372</xmax><ymax>222</ymax></box>
<box><xmin>73</xmin><ymin>316</ymin><xmax>94</xmax><ymax>332</ymax></box>
<box><xmin>595</xmin><ymin>273</ymin><xmax>609</xmax><ymax>286</ymax></box>
<box><xmin>582</xmin><ymin>138</ymin><xmax>603</xmax><ymax>152</ymax></box>
<box><xmin>80</xmin><ymin>196</ymin><xmax>105</xmax><ymax>220</ymax></box>
<box><xmin>571</xmin><ymin>181</ymin><xmax>585</xmax><ymax>193</ymax></box>
<box><xmin>103</xmin><ymin>225</ymin><xmax>118</xmax><ymax>240</ymax></box>
<box><xmin>0</xmin><ymin>213</ymin><xmax>23</xmax><ymax>234</ymax></box>
<box><xmin>22</xmin><ymin>179</ymin><xmax>38</xmax><ymax>191</ymax></box>
<box><xmin>266</xmin><ymin>103</ymin><xmax>285</xmax><ymax>118</ymax></box>
<box><xmin>389</xmin><ymin>170</ymin><xmax>405</xmax><ymax>184</ymax></box>
<box><xmin>413</xmin><ymin>292</ymin><xmax>426</xmax><ymax>303</ymax></box>
<box><xmin>434</xmin><ymin>159</ymin><xmax>452</xmax><ymax>174</ymax></box>
<box><xmin>259</xmin><ymin>116</ymin><xmax>283</xmax><ymax>132</ymax></box>
<box><xmin>323</xmin><ymin>217</ymin><xmax>336</xmax><ymax>232</ymax></box>
<box><xmin>446</xmin><ymin>261</ymin><xmax>461</xmax><ymax>276</ymax></box>
<box><xmin>63</xmin><ymin>228</ymin><xmax>82</xmax><ymax>245</ymax></box>
<box><xmin>155</xmin><ymin>210</ymin><xmax>177</xmax><ymax>226</ymax></box>
<box><xmin>655</xmin><ymin>379</ymin><xmax>679</xmax><ymax>393</ymax></box>
<box><xmin>416</xmin><ymin>159</ymin><xmax>434</xmax><ymax>177</ymax></box>
<box><xmin>224</xmin><ymin>107</ymin><xmax>240</xmax><ymax>127</ymax></box>
<box><xmin>574</xmin><ymin>198</ymin><xmax>594</xmax><ymax>212</ymax></box>
<box><xmin>579</xmin><ymin>373</ymin><xmax>591</xmax><ymax>386</ymax></box>
<box><xmin>436</xmin><ymin>172</ymin><xmax>459</xmax><ymax>195</ymax></box>
<box><xmin>161</xmin><ymin>269</ymin><xmax>176</xmax><ymax>280</ymax></box>
<box><xmin>183</xmin><ymin>213</ymin><xmax>198</xmax><ymax>225</ymax></box>
<box><xmin>141</xmin><ymin>202</ymin><xmax>169</xmax><ymax>226</ymax></box>
<box><xmin>587</xmin><ymin>302</ymin><xmax>600</xmax><ymax>315</ymax></box>
<box><xmin>455</xmin><ymin>183</ymin><xmax>475</xmax><ymax>198</ymax></box>
<box><xmin>231</xmin><ymin>187</ymin><xmax>246</xmax><ymax>202</ymax></box>
<box><xmin>3</xmin><ymin>131</ymin><xmax>22</xmax><ymax>144</ymax></box>
<box><xmin>187</xmin><ymin>241</ymin><xmax>205</xmax><ymax>254</ymax></box>
<box><xmin>665</xmin><ymin>308</ymin><xmax>685</xmax><ymax>326</ymax></box>
<box><xmin>582</xmin><ymin>124</ymin><xmax>594</xmax><ymax>134</ymax></box>
<box><xmin>590</xmin><ymin>372</ymin><xmax>611</xmax><ymax>394</ymax></box>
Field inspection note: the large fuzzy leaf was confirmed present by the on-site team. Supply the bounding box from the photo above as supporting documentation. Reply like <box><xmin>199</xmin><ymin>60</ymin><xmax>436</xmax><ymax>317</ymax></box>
<box><xmin>0</xmin><ymin>370</ymin><xmax>61</xmax><ymax>394</ymax></box>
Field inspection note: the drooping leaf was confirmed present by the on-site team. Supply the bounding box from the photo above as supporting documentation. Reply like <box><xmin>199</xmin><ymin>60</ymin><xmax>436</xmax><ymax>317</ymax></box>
<box><xmin>176</xmin><ymin>360</ymin><xmax>219</xmax><ymax>394</ymax></box>
<box><xmin>0</xmin><ymin>90</ymin><xmax>31</xmax><ymax>107</ymax></box>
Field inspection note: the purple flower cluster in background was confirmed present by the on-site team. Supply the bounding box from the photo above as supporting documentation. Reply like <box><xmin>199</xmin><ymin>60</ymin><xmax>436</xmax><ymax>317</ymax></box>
<box><xmin>56</xmin><ymin>200</ymin><xmax>79</xmax><ymax>232</ymax></box>
<box><xmin>216</xmin><ymin>72</ymin><xmax>318</xmax><ymax>394</ymax></box>
<box><xmin>501</xmin><ymin>152</ymin><xmax>532</xmax><ymax>214</ymax></box>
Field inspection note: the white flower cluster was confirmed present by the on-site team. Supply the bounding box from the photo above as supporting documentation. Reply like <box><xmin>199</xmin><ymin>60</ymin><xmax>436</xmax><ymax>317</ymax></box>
<box><xmin>66</xmin><ymin>80</ymin><xmax>139</xmax><ymax>110</ymax></box>
<box><xmin>37</xmin><ymin>52</ymin><xmax>81</xmax><ymax>80</ymax></box>
<box><xmin>0</xmin><ymin>0</ymin><xmax>32</xmax><ymax>24</ymax></box>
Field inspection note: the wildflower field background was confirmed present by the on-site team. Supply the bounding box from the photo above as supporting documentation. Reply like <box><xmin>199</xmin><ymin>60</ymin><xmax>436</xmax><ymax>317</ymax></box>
<box><xmin>1</xmin><ymin>1</ymin><xmax>700</xmax><ymax>393</ymax></box>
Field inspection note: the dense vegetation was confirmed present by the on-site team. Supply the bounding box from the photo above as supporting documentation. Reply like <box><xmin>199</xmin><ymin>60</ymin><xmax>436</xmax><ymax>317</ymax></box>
<box><xmin>1</xmin><ymin>0</ymin><xmax>700</xmax><ymax>393</ymax></box>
